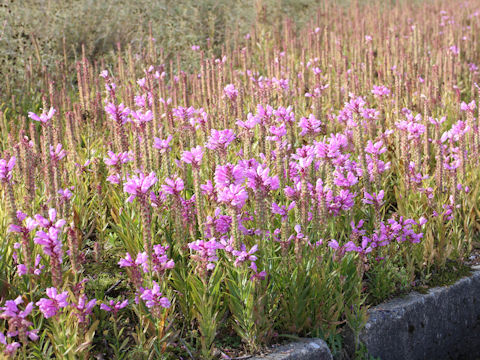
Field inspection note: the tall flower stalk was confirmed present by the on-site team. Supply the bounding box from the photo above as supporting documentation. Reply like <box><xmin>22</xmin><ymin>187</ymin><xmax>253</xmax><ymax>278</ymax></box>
<box><xmin>123</xmin><ymin>172</ymin><xmax>158</xmax><ymax>260</ymax></box>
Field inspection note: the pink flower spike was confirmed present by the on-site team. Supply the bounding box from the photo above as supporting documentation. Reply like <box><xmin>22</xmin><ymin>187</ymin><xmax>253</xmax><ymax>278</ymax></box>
<box><xmin>28</xmin><ymin>107</ymin><xmax>56</xmax><ymax>124</ymax></box>
<box><xmin>224</xmin><ymin>84</ymin><xmax>238</xmax><ymax>101</ymax></box>
<box><xmin>123</xmin><ymin>172</ymin><xmax>158</xmax><ymax>202</ymax></box>
<box><xmin>328</xmin><ymin>239</ymin><xmax>339</xmax><ymax>249</ymax></box>
<box><xmin>140</xmin><ymin>281</ymin><xmax>171</xmax><ymax>309</ymax></box>
<box><xmin>460</xmin><ymin>100</ymin><xmax>476</xmax><ymax>113</ymax></box>
<box><xmin>100</xmin><ymin>299</ymin><xmax>128</xmax><ymax>315</ymax></box>
<box><xmin>205</xmin><ymin>129</ymin><xmax>236</xmax><ymax>152</ymax></box>
<box><xmin>50</xmin><ymin>144</ymin><xmax>66</xmax><ymax>163</ymax></box>
<box><xmin>104</xmin><ymin>151</ymin><xmax>132</xmax><ymax>166</ymax></box>
<box><xmin>118</xmin><ymin>252</ymin><xmax>135</xmax><ymax>268</ymax></box>
<box><xmin>0</xmin><ymin>156</ymin><xmax>16</xmax><ymax>183</ymax></box>
<box><xmin>181</xmin><ymin>146</ymin><xmax>204</xmax><ymax>168</ymax></box>
<box><xmin>130</xmin><ymin>110</ymin><xmax>154</xmax><ymax>125</ymax></box>
<box><xmin>36</xmin><ymin>287</ymin><xmax>68</xmax><ymax>318</ymax></box>
<box><xmin>217</xmin><ymin>184</ymin><xmax>248</xmax><ymax>209</ymax></box>
<box><xmin>371</xmin><ymin>85</ymin><xmax>390</xmax><ymax>98</ymax></box>
<box><xmin>363</xmin><ymin>190</ymin><xmax>385</xmax><ymax>206</ymax></box>
<box><xmin>161</xmin><ymin>176</ymin><xmax>184</xmax><ymax>196</ymax></box>
<box><xmin>153</xmin><ymin>135</ymin><xmax>173</xmax><ymax>154</ymax></box>
<box><xmin>298</xmin><ymin>114</ymin><xmax>322</xmax><ymax>137</ymax></box>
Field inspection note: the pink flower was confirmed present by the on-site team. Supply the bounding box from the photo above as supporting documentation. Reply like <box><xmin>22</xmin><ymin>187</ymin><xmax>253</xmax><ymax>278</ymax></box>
<box><xmin>136</xmin><ymin>78</ymin><xmax>146</xmax><ymax>88</ymax></box>
<box><xmin>214</xmin><ymin>164</ymin><xmax>245</xmax><ymax>190</ymax></box>
<box><xmin>271</xmin><ymin>201</ymin><xmax>296</xmax><ymax>222</ymax></box>
<box><xmin>249</xmin><ymin>263</ymin><xmax>267</xmax><ymax>281</ymax></box>
<box><xmin>34</xmin><ymin>227</ymin><xmax>63</xmax><ymax>262</ymax></box>
<box><xmin>273</xmin><ymin>106</ymin><xmax>295</xmax><ymax>124</ymax></box>
<box><xmin>267</xmin><ymin>124</ymin><xmax>287</xmax><ymax>141</ymax></box>
<box><xmin>181</xmin><ymin>146</ymin><xmax>204</xmax><ymax>168</ymax></box>
<box><xmin>140</xmin><ymin>282</ymin><xmax>171</xmax><ymax>309</ymax></box>
<box><xmin>172</xmin><ymin>106</ymin><xmax>196</xmax><ymax>125</ymax></box>
<box><xmin>105</xmin><ymin>102</ymin><xmax>130</xmax><ymax>124</ymax></box>
<box><xmin>50</xmin><ymin>144</ymin><xmax>66</xmax><ymax>162</ymax></box>
<box><xmin>0</xmin><ymin>156</ymin><xmax>15</xmax><ymax>183</ymax></box>
<box><xmin>205</xmin><ymin>129</ymin><xmax>236</xmax><ymax>151</ymax></box>
<box><xmin>201</xmin><ymin>180</ymin><xmax>216</xmax><ymax>199</ymax></box>
<box><xmin>396</xmin><ymin>116</ymin><xmax>426</xmax><ymax>140</ymax></box>
<box><xmin>0</xmin><ymin>332</ymin><xmax>21</xmax><ymax>356</ymax></box>
<box><xmin>17</xmin><ymin>264</ymin><xmax>27</xmax><ymax>276</ymax></box>
<box><xmin>107</xmin><ymin>174</ymin><xmax>121</xmax><ymax>184</ymax></box>
<box><xmin>328</xmin><ymin>189</ymin><xmax>356</xmax><ymax>215</ymax></box>
<box><xmin>130</xmin><ymin>110</ymin><xmax>153</xmax><ymax>125</ymax></box>
<box><xmin>449</xmin><ymin>45</ymin><xmax>459</xmax><ymax>55</ymax></box>
<box><xmin>298</xmin><ymin>114</ymin><xmax>322</xmax><ymax>137</ymax></box>
<box><xmin>328</xmin><ymin>239</ymin><xmax>340</xmax><ymax>249</ymax></box>
<box><xmin>58</xmin><ymin>187</ymin><xmax>74</xmax><ymax>201</ymax></box>
<box><xmin>333</xmin><ymin>170</ymin><xmax>358</xmax><ymax>188</ymax></box>
<box><xmin>118</xmin><ymin>252</ymin><xmax>135</xmax><ymax>268</ymax></box>
<box><xmin>371</xmin><ymin>85</ymin><xmax>390</xmax><ymax>98</ymax></box>
<box><xmin>305</xmin><ymin>84</ymin><xmax>329</xmax><ymax>98</ymax></box>
<box><xmin>72</xmin><ymin>295</ymin><xmax>97</xmax><ymax>324</ymax></box>
<box><xmin>188</xmin><ymin>239</ymin><xmax>224</xmax><ymax>270</ymax></box>
<box><xmin>135</xmin><ymin>252</ymin><xmax>150</xmax><ymax>273</ymax></box>
<box><xmin>100</xmin><ymin>300</ymin><xmax>128</xmax><ymax>315</ymax></box>
<box><xmin>104</xmin><ymin>151</ymin><xmax>132</xmax><ymax>166</ymax></box>
<box><xmin>237</xmin><ymin>114</ymin><xmax>259</xmax><ymax>130</ymax></box>
<box><xmin>217</xmin><ymin>184</ymin><xmax>249</xmax><ymax>209</ymax></box>
<box><xmin>441</xmin><ymin>120</ymin><xmax>470</xmax><ymax>142</ymax></box>
<box><xmin>35</xmin><ymin>209</ymin><xmax>66</xmax><ymax>230</ymax></box>
<box><xmin>224</xmin><ymin>84</ymin><xmax>238</xmax><ymax>101</ymax></box>
<box><xmin>363</xmin><ymin>190</ymin><xmax>385</xmax><ymax>206</ymax></box>
<box><xmin>34</xmin><ymin>209</ymin><xmax>66</xmax><ymax>263</ymax></box>
<box><xmin>429</xmin><ymin>116</ymin><xmax>446</xmax><ymax>126</ymax></box>
<box><xmin>0</xmin><ymin>296</ymin><xmax>32</xmax><ymax>320</ymax></box>
<box><xmin>245</xmin><ymin>165</ymin><xmax>279</xmax><ymax>192</ymax></box>
<box><xmin>28</xmin><ymin>107</ymin><xmax>56</xmax><ymax>124</ymax></box>
<box><xmin>153</xmin><ymin>135</ymin><xmax>173</xmax><ymax>154</ymax></box>
<box><xmin>232</xmin><ymin>244</ymin><xmax>258</xmax><ymax>267</ymax></box>
<box><xmin>161</xmin><ymin>177</ymin><xmax>184</xmax><ymax>196</ymax></box>
<box><xmin>292</xmin><ymin>145</ymin><xmax>314</xmax><ymax>171</ymax></box>
<box><xmin>36</xmin><ymin>288</ymin><xmax>69</xmax><ymax>318</ymax></box>
<box><xmin>123</xmin><ymin>172</ymin><xmax>158</xmax><ymax>202</ymax></box>
<box><xmin>8</xmin><ymin>211</ymin><xmax>37</xmax><ymax>234</ymax></box>
<box><xmin>152</xmin><ymin>244</ymin><xmax>175</xmax><ymax>273</ymax></box>
<box><xmin>365</xmin><ymin>140</ymin><xmax>387</xmax><ymax>155</ymax></box>
<box><xmin>460</xmin><ymin>100</ymin><xmax>476</xmax><ymax>113</ymax></box>
<box><xmin>0</xmin><ymin>297</ymin><xmax>38</xmax><ymax>347</ymax></box>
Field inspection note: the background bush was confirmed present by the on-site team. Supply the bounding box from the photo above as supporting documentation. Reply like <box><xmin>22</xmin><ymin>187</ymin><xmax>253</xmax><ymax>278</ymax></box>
<box><xmin>0</xmin><ymin>0</ymin><xmax>334</xmax><ymax>102</ymax></box>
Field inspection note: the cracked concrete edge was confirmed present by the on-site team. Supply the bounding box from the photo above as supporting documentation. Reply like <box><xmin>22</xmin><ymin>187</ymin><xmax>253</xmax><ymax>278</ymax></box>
<box><xmin>249</xmin><ymin>338</ymin><xmax>333</xmax><ymax>360</ymax></box>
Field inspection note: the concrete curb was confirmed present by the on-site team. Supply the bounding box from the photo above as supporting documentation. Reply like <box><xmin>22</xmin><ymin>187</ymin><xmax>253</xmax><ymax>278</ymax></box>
<box><xmin>249</xmin><ymin>266</ymin><xmax>480</xmax><ymax>360</ymax></box>
<box><xmin>250</xmin><ymin>338</ymin><xmax>333</xmax><ymax>360</ymax></box>
<box><xmin>351</xmin><ymin>265</ymin><xmax>480</xmax><ymax>360</ymax></box>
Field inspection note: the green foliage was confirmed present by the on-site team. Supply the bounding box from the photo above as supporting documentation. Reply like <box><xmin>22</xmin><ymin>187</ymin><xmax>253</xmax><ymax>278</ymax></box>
<box><xmin>47</xmin><ymin>314</ymin><xmax>98</xmax><ymax>359</ymax></box>
<box><xmin>225</xmin><ymin>263</ymin><xmax>278</xmax><ymax>352</ymax></box>
<box><xmin>189</xmin><ymin>266</ymin><xmax>225</xmax><ymax>359</ymax></box>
